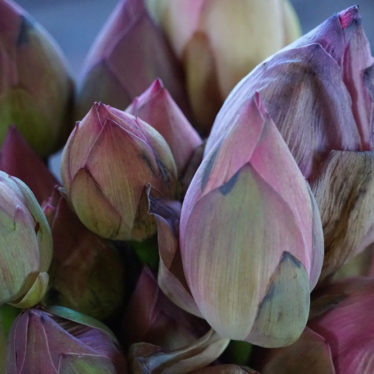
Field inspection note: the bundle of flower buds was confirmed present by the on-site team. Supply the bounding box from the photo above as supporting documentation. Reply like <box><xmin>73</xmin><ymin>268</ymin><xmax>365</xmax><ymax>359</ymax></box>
<box><xmin>1</xmin><ymin>0</ymin><xmax>374</xmax><ymax>372</ymax></box>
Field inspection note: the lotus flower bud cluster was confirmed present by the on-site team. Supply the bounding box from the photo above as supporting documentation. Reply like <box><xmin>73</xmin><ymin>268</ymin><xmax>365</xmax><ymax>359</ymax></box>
<box><xmin>0</xmin><ymin>0</ymin><xmax>74</xmax><ymax>157</ymax></box>
<box><xmin>147</xmin><ymin>0</ymin><xmax>300</xmax><ymax>131</ymax></box>
<box><xmin>0</xmin><ymin>171</ymin><xmax>52</xmax><ymax>309</ymax></box>
<box><xmin>3</xmin><ymin>0</ymin><xmax>374</xmax><ymax>372</ymax></box>
<box><xmin>6</xmin><ymin>306</ymin><xmax>128</xmax><ymax>374</ymax></box>
<box><xmin>61</xmin><ymin>102</ymin><xmax>177</xmax><ymax>241</ymax></box>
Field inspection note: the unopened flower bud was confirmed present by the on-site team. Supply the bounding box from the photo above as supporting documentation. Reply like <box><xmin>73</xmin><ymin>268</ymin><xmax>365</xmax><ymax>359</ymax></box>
<box><xmin>61</xmin><ymin>103</ymin><xmax>177</xmax><ymax>241</ymax></box>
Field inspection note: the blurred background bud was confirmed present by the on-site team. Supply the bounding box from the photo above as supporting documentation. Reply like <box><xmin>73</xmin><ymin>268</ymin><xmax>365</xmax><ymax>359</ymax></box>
<box><xmin>126</xmin><ymin>79</ymin><xmax>202</xmax><ymax>175</ymax></box>
<box><xmin>147</xmin><ymin>0</ymin><xmax>300</xmax><ymax>133</ymax></box>
<box><xmin>6</xmin><ymin>306</ymin><xmax>127</xmax><ymax>374</ymax></box>
<box><xmin>0</xmin><ymin>171</ymin><xmax>52</xmax><ymax>308</ymax></box>
<box><xmin>0</xmin><ymin>0</ymin><xmax>74</xmax><ymax>157</ymax></box>
<box><xmin>61</xmin><ymin>102</ymin><xmax>177</xmax><ymax>241</ymax></box>
<box><xmin>42</xmin><ymin>187</ymin><xmax>125</xmax><ymax>320</ymax></box>
<box><xmin>76</xmin><ymin>0</ymin><xmax>189</xmax><ymax>121</ymax></box>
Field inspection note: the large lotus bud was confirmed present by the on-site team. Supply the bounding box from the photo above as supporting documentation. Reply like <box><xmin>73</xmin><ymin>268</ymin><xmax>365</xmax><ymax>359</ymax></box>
<box><xmin>126</xmin><ymin>79</ymin><xmax>202</xmax><ymax>175</ymax></box>
<box><xmin>42</xmin><ymin>188</ymin><xmax>125</xmax><ymax>320</ymax></box>
<box><xmin>6</xmin><ymin>306</ymin><xmax>127</xmax><ymax>374</ymax></box>
<box><xmin>150</xmin><ymin>94</ymin><xmax>323</xmax><ymax>348</ymax></box>
<box><xmin>259</xmin><ymin>278</ymin><xmax>374</xmax><ymax>374</ymax></box>
<box><xmin>0</xmin><ymin>0</ymin><xmax>74</xmax><ymax>157</ymax></box>
<box><xmin>0</xmin><ymin>126</ymin><xmax>58</xmax><ymax>204</ymax></box>
<box><xmin>124</xmin><ymin>266</ymin><xmax>208</xmax><ymax>350</ymax></box>
<box><xmin>0</xmin><ymin>171</ymin><xmax>52</xmax><ymax>308</ymax></box>
<box><xmin>148</xmin><ymin>0</ymin><xmax>300</xmax><ymax>132</ymax></box>
<box><xmin>206</xmin><ymin>6</ymin><xmax>374</xmax><ymax>181</ymax></box>
<box><xmin>76</xmin><ymin>0</ymin><xmax>188</xmax><ymax>120</ymax></box>
<box><xmin>61</xmin><ymin>103</ymin><xmax>177</xmax><ymax>241</ymax></box>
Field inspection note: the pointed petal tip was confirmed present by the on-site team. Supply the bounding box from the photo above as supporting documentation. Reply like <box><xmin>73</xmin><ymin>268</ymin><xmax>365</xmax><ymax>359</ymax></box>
<box><xmin>338</xmin><ymin>6</ymin><xmax>360</xmax><ymax>29</ymax></box>
<box><xmin>151</xmin><ymin>78</ymin><xmax>165</xmax><ymax>92</ymax></box>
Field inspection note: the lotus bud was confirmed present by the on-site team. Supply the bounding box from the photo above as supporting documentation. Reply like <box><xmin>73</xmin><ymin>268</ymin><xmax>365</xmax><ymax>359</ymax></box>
<box><xmin>129</xmin><ymin>329</ymin><xmax>229</xmax><ymax>374</ymax></box>
<box><xmin>126</xmin><ymin>79</ymin><xmax>202</xmax><ymax>175</ymax></box>
<box><xmin>76</xmin><ymin>0</ymin><xmax>189</xmax><ymax>120</ymax></box>
<box><xmin>6</xmin><ymin>306</ymin><xmax>127</xmax><ymax>374</ymax></box>
<box><xmin>0</xmin><ymin>171</ymin><xmax>52</xmax><ymax>308</ymax></box>
<box><xmin>148</xmin><ymin>0</ymin><xmax>300</xmax><ymax>132</ymax></box>
<box><xmin>311</xmin><ymin>151</ymin><xmax>374</xmax><ymax>282</ymax></box>
<box><xmin>61</xmin><ymin>102</ymin><xmax>177</xmax><ymax>241</ymax></box>
<box><xmin>0</xmin><ymin>0</ymin><xmax>74</xmax><ymax>157</ymax></box>
<box><xmin>150</xmin><ymin>94</ymin><xmax>324</xmax><ymax>347</ymax></box>
<box><xmin>0</xmin><ymin>126</ymin><xmax>58</xmax><ymax>203</ymax></box>
<box><xmin>124</xmin><ymin>266</ymin><xmax>208</xmax><ymax>350</ymax></box>
<box><xmin>206</xmin><ymin>6</ymin><xmax>374</xmax><ymax>181</ymax></box>
<box><xmin>260</xmin><ymin>278</ymin><xmax>374</xmax><ymax>374</ymax></box>
<box><xmin>42</xmin><ymin>187</ymin><xmax>125</xmax><ymax>320</ymax></box>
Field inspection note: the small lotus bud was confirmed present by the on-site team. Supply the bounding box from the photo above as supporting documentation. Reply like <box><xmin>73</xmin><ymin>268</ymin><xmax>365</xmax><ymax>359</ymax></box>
<box><xmin>76</xmin><ymin>0</ymin><xmax>188</xmax><ymax>120</ymax></box>
<box><xmin>127</xmin><ymin>79</ymin><xmax>202</xmax><ymax>175</ymax></box>
<box><xmin>6</xmin><ymin>306</ymin><xmax>127</xmax><ymax>373</ymax></box>
<box><xmin>0</xmin><ymin>171</ymin><xmax>52</xmax><ymax>308</ymax></box>
<box><xmin>0</xmin><ymin>0</ymin><xmax>74</xmax><ymax>157</ymax></box>
<box><xmin>61</xmin><ymin>103</ymin><xmax>177</xmax><ymax>241</ymax></box>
